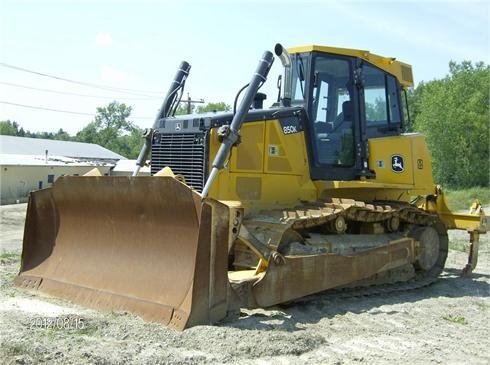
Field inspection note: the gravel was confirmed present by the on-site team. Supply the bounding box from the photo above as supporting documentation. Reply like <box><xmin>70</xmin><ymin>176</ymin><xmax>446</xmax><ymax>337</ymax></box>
<box><xmin>1</xmin><ymin>203</ymin><xmax>489</xmax><ymax>364</ymax></box>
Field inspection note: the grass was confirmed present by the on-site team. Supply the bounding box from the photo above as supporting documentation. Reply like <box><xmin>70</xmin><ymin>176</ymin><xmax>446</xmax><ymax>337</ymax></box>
<box><xmin>474</xmin><ymin>300</ymin><xmax>490</xmax><ymax>311</ymax></box>
<box><xmin>444</xmin><ymin>187</ymin><xmax>490</xmax><ymax>212</ymax></box>
<box><xmin>0</xmin><ymin>251</ymin><xmax>20</xmax><ymax>264</ymax></box>
<box><xmin>442</xmin><ymin>314</ymin><xmax>467</xmax><ymax>325</ymax></box>
<box><xmin>0</xmin><ymin>254</ymin><xmax>20</xmax><ymax>291</ymax></box>
<box><xmin>448</xmin><ymin>240</ymin><xmax>467</xmax><ymax>252</ymax></box>
<box><xmin>73</xmin><ymin>325</ymin><xmax>99</xmax><ymax>337</ymax></box>
<box><xmin>443</xmin><ymin>187</ymin><xmax>489</xmax><ymax>252</ymax></box>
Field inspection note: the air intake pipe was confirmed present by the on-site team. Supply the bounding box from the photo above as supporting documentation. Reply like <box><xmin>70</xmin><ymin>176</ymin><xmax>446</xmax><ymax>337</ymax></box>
<box><xmin>274</xmin><ymin>43</ymin><xmax>292</xmax><ymax>107</ymax></box>
<box><xmin>133</xmin><ymin>62</ymin><xmax>191</xmax><ymax>176</ymax></box>
<box><xmin>158</xmin><ymin>61</ymin><xmax>191</xmax><ymax>120</ymax></box>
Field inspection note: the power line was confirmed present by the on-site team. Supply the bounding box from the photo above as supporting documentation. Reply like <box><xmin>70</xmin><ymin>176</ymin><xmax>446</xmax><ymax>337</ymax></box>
<box><xmin>0</xmin><ymin>81</ymin><xmax>162</xmax><ymax>100</ymax></box>
<box><xmin>0</xmin><ymin>62</ymin><xmax>165</xmax><ymax>97</ymax></box>
<box><xmin>0</xmin><ymin>100</ymin><xmax>153</xmax><ymax>120</ymax></box>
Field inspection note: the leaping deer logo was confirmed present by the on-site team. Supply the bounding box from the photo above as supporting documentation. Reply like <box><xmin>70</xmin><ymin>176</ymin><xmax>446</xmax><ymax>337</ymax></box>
<box><xmin>391</xmin><ymin>155</ymin><xmax>404</xmax><ymax>173</ymax></box>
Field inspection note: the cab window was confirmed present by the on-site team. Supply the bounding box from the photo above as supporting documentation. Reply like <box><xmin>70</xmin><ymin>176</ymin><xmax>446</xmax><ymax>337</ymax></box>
<box><xmin>310</xmin><ymin>55</ymin><xmax>354</xmax><ymax>167</ymax></box>
<box><xmin>363</xmin><ymin>64</ymin><xmax>402</xmax><ymax>126</ymax></box>
<box><xmin>364</xmin><ymin>65</ymin><xmax>388</xmax><ymax>124</ymax></box>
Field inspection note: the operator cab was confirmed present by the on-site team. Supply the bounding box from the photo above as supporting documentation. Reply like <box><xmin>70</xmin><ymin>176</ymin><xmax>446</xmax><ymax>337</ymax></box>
<box><xmin>277</xmin><ymin>44</ymin><xmax>412</xmax><ymax>181</ymax></box>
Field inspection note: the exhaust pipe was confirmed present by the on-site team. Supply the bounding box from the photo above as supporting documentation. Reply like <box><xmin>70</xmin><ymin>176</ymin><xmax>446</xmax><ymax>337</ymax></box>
<box><xmin>274</xmin><ymin>43</ymin><xmax>292</xmax><ymax>107</ymax></box>
<box><xmin>133</xmin><ymin>62</ymin><xmax>191</xmax><ymax>176</ymax></box>
<box><xmin>201</xmin><ymin>51</ymin><xmax>274</xmax><ymax>198</ymax></box>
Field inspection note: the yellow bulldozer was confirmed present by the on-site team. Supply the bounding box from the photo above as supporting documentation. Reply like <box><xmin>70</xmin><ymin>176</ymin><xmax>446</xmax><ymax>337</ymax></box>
<box><xmin>15</xmin><ymin>44</ymin><xmax>487</xmax><ymax>330</ymax></box>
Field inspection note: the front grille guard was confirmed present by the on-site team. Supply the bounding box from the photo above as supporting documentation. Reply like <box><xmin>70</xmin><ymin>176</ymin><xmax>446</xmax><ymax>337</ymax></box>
<box><xmin>151</xmin><ymin>132</ymin><xmax>208</xmax><ymax>192</ymax></box>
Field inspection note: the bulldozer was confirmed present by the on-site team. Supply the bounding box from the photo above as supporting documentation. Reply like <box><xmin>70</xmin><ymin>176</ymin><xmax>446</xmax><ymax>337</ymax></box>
<box><xmin>15</xmin><ymin>44</ymin><xmax>487</xmax><ymax>330</ymax></box>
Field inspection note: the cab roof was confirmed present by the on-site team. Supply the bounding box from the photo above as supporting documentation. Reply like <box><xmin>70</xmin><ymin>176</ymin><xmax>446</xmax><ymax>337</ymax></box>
<box><xmin>288</xmin><ymin>45</ymin><xmax>414</xmax><ymax>88</ymax></box>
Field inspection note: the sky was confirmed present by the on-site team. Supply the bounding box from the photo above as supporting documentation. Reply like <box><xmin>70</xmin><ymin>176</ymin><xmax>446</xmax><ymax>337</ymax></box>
<box><xmin>0</xmin><ymin>0</ymin><xmax>489</xmax><ymax>135</ymax></box>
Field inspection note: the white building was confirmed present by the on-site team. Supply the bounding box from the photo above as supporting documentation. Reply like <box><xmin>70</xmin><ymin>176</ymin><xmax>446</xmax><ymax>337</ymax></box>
<box><xmin>0</xmin><ymin>136</ymin><xmax>126</xmax><ymax>204</ymax></box>
<box><xmin>110</xmin><ymin>159</ymin><xmax>150</xmax><ymax>176</ymax></box>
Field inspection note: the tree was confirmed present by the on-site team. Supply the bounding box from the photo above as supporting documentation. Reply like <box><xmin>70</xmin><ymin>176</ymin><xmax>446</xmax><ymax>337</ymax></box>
<box><xmin>75</xmin><ymin>101</ymin><xmax>143</xmax><ymax>158</ymax></box>
<box><xmin>0</xmin><ymin>120</ymin><xmax>74</xmax><ymax>140</ymax></box>
<box><xmin>412</xmin><ymin>61</ymin><xmax>489</xmax><ymax>188</ymax></box>
<box><xmin>196</xmin><ymin>102</ymin><xmax>231</xmax><ymax>113</ymax></box>
<box><xmin>365</xmin><ymin>97</ymin><xmax>387</xmax><ymax>122</ymax></box>
<box><xmin>54</xmin><ymin>128</ymin><xmax>72</xmax><ymax>141</ymax></box>
<box><xmin>174</xmin><ymin>103</ymin><xmax>190</xmax><ymax>115</ymax></box>
<box><xmin>173</xmin><ymin>101</ymin><xmax>231</xmax><ymax>115</ymax></box>
<box><xmin>0</xmin><ymin>120</ymin><xmax>20</xmax><ymax>135</ymax></box>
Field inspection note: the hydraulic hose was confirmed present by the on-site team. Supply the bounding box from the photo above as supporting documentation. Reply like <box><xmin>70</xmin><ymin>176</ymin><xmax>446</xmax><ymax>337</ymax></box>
<box><xmin>133</xmin><ymin>61</ymin><xmax>191</xmax><ymax>176</ymax></box>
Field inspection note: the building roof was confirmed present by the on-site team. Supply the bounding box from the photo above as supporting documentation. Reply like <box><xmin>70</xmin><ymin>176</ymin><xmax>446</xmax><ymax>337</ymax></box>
<box><xmin>0</xmin><ymin>135</ymin><xmax>126</xmax><ymax>160</ymax></box>
<box><xmin>111</xmin><ymin>159</ymin><xmax>150</xmax><ymax>173</ymax></box>
<box><xmin>0</xmin><ymin>154</ymin><xmax>114</xmax><ymax>167</ymax></box>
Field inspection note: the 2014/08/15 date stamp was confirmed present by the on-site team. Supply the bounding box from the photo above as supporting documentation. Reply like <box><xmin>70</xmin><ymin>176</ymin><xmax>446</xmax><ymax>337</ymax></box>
<box><xmin>29</xmin><ymin>317</ymin><xmax>85</xmax><ymax>330</ymax></box>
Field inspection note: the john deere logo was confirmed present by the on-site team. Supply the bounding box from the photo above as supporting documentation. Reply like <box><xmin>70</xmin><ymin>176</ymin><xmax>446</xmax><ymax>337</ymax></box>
<box><xmin>391</xmin><ymin>155</ymin><xmax>404</xmax><ymax>173</ymax></box>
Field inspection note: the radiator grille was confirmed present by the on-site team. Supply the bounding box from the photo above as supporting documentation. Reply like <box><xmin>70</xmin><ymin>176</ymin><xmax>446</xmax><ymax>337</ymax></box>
<box><xmin>151</xmin><ymin>133</ymin><xmax>207</xmax><ymax>191</ymax></box>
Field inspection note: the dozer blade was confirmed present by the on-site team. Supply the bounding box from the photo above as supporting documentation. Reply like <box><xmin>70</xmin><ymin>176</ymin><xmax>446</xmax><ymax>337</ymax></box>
<box><xmin>15</xmin><ymin>176</ymin><xmax>232</xmax><ymax>330</ymax></box>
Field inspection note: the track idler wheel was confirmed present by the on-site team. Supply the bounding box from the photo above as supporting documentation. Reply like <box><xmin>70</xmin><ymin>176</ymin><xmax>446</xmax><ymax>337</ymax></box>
<box><xmin>385</xmin><ymin>216</ymin><xmax>400</xmax><ymax>232</ymax></box>
<box><xmin>410</xmin><ymin>224</ymin><xmax>448</xmax><ymax>273</ymax></box>
<box><xmin>325</xmin><ymin>216</ymin><xmax>347</xmax><ymax>234</ymax></box>
<box><xmin>415</xmin><ymin>227</ymin><xmax>440</xmax><ymax>270</ymax></box>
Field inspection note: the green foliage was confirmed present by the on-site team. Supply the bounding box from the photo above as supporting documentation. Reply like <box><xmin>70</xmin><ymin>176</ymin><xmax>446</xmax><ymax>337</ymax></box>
<box><xmin>365</xmin><ymin>96</ymin><xmax>387</xmax><ymax>121</ymax></box>
<box><xmin>174</xmin><ymin>103</ymin><xmax>190</xmax><ymax>115</ymax></box>
<box><xmin>73</xmin><ymin>324</ymin><xmax>99</xmax><ymax>337</ymax></box>
<box><xmin>75</xmin><ymin>101</ymin><xmax>142</xmax><ymax>158</ymax></box>
<box><xmin>403</xmin><ymin>88</ymin><xmax>418</xmax><ymax>132</ymax></box>
<box><xmin>0</xmin><ymin>120</ymin><xmax>72</xmax><ymax>140</ymax></box>
<box><xmin>174</xmin><ymin>101</ymin><xmax>231</xmax><ymax>115</ymax></box>
<box><xmin>196</xmin><ymin>102</ymin><xmax>231</xmax><ymax>113</ymax></box>
<box><xmin>444</xmin><ymin>187</ymin><xmax>490</xmax><ymax>212</ymax></box>
<box><xmin>0</xmin><ymin>251</ymin><xmax>20</xmax><ymax>263</ymax></box>
<box><xmin>412</xmin><ymin>61</ymin><xmax>489</xmax><ymax>188</ymax></box>
<box><xmin>0</xmin><ymin>120</ymin><xmax>20</xmax><ymax>135</ymax></box>
<box><xmin>53</xmin><ymin>128</ymin><xmax>72</xmax><ymax>141</ymax></box>
<box><xmin>1</xmin><ymin>102</ymin><xmax>145</xmax><ymax>158</ymax></box>
<box><xmin>442</xmin><ymin>314</ymin><xmax>467</xmax><ymax>325</ymax></box>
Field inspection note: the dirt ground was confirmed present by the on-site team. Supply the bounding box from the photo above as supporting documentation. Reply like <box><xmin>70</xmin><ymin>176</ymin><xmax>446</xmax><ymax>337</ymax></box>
<box><xmin>1</xmin><ymin>203</ymin><xmax>489</xmax><ymax>365</ymax></box>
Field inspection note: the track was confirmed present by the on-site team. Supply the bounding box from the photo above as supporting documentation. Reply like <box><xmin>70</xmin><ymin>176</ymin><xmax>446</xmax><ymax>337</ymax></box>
<box><xmin>242</xmin><ymin>198</ymin><xmax>449</xmax><ymax>300</ymax></box>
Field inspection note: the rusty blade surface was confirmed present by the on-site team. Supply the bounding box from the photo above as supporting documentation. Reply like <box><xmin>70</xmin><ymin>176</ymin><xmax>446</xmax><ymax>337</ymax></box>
<box><xmin>15</xmin><ymin>176</ymin><xmax>212</xmax><ymax>330</ymax></box>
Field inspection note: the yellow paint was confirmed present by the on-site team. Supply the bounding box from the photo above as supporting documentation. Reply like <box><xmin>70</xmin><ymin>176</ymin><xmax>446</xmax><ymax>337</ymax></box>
<box><xmin>415</xmin><ymin>187</ymin><xmax>488</xmax><ymax>233</ymax></box>
<box><xmin>312</xmin><ymin>134</ymin><xmax>434</xmax><ymax>203</ymax></box>
<box><xmin>369</xmin><ymin>135</ymin><xmax>414</xmax><ymax>186</ymax></box>
<box><xmin>230</xmin><ymin>121</ymin><xmax>264</xmax><ymax>173</ymax></box>
<box><xmin>207</xmin><ymin>119</ymin><xmax>316</xmax><ymax>211</ymax></box>
<box><xmin>288</xmin><ymin>45</ymin><xmax>413</xmax><ymax>88</ymax></box>
<box><xmin>206</xmin><ymin>120</ymin><xmax>487</xmax><ymax>234</ymax></box>
<box><xmin>368</xmin><ymin>133</ymin><xmax>434</xmax><ymax>192</ymax></box>
<box><xmin>264</xmin><ymin>121</ymin><xmax>306</xmax><ymax>175</ymax></box>
<box><xmin>209</xmin><ymin>123</ymin><xmax>434</xmax><ymax>210</ymax></box>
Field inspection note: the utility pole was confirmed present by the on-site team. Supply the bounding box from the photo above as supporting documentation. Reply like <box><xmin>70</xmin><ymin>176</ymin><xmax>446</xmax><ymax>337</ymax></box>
<box><xmin>179</xmin><ymin>92</ymin><xmax>204</xmax><ymax>114</ymax></box>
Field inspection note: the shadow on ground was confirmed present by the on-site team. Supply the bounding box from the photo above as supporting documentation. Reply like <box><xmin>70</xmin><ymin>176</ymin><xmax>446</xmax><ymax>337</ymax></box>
<box><xmin>225</xmin><ymin>268</ymin><xmax>489</xmax><ymax>331</ymax></box>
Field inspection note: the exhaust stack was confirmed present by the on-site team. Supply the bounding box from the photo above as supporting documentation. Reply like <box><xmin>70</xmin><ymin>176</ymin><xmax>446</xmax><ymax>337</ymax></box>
<box><xmin>274</xmin><ymin>43</ymin><xmax>292</xmax><ymax>107</ymax></box>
